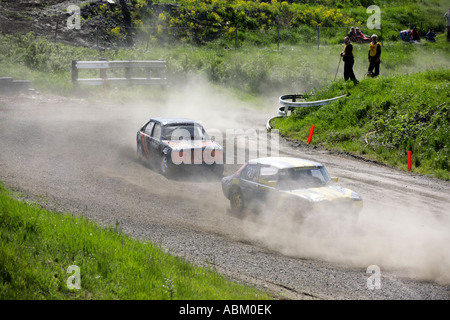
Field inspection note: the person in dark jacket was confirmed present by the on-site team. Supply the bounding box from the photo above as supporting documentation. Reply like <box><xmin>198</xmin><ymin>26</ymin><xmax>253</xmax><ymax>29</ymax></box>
<box><xmin>425</xmin><ymin>28</ymin><xmax>436</xmax><ymax>42</ymax></box>
<box><xmin>340</xmin><ymin>36</ymin><xmax>358</xmax><ymax>83</ymax></box>
<box><xmin>411</xmin><ymin>27</ymin><xmax>420</xmax><ymax>41</ymax></box>
<box><xmin>367</xmin><ymin>34</ymin><xmax>381</xmax><ymax>77</ymax></box>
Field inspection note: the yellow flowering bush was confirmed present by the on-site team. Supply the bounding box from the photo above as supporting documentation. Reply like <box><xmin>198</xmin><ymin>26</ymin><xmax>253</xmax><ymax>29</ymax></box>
<box><xmin>131</xmin><ymin>0</ymin><xmax>361</xmax><ymax>44</ymax></box>
<box><xmin>99</xmin><ymin>3</ymin><xmax>108</xmax><ymax>13</ymax></box>
<box><xmin>165</xmin><ymin>1</ymin><xmax>358</xmax><ymax>31</ymax></box>
<box><xmin>107</xmin><ymin>26</ymin><xmax>122</xmax><ymax>39</ymax></box>
<box><xmin>158</xmin><ymin>13</ymin><xmax>167</xmax><ymax>22</ymax></box>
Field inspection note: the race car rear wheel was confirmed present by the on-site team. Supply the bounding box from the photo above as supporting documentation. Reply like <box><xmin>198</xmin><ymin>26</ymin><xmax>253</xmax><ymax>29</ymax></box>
<box><xmin>160</xmin><ymin>154</ymin><xmax>171</xmax><ymax>177</ymax></box>
<box><xmin>230</xmin><ymin>188</ymin><xmax>245</xmax><ymax>214</ymax></box>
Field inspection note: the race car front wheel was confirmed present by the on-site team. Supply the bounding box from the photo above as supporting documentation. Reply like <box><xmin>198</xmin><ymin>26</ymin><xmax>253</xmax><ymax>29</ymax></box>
<box><xmin>230</xmin><ymin>188</ymin><xmax>245</xmax><ymax>214</ymax></box>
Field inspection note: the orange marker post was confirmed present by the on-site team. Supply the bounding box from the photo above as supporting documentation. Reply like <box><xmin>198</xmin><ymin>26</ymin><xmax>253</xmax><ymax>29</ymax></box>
<box><xmin>407</xmin><ymin>151</ymin><xmax>412</xmax><ymax>171</ymax></box>
<box><xmin>307</xmin><ymin>125</ymin><xmax>315</xmax><ymax>144</ymax></box>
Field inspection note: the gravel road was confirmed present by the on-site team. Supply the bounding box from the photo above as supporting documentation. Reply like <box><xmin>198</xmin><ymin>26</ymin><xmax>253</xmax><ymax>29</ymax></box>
<box><xmin>1</xmin><ymin>86</ymin><xmax>449</xmax><ymax>300</ymax></box>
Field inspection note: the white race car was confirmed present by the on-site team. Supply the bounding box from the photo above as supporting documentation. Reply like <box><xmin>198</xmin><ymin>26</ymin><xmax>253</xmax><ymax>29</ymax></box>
<box><xmin>222</xmin><ymin>157</ymin><xmax>363</xmax><ymax>221</ymax></box>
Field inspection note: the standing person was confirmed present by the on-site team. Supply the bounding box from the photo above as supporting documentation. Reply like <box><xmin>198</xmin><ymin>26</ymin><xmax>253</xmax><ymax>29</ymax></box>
<box><xmin>367</xmin><ymin>34</ymin><xmax>381</xmax><ymax>77</ymax></box>
<box><xmin>340</xmin><ymin>36</ymin><xmax>357</xmax><ymax>83</ymax></box>
<box><xmin>445</xmin><ymin>8</ymin><xmax>450</xmax><ymax>41</ymax></box>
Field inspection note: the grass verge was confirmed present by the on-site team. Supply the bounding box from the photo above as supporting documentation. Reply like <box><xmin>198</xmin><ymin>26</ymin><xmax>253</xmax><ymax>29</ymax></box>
<box><xmin>0</xmin><ymin>181</ymin><xmax>272</xmax><ymax>300</ymax></box>
<box><xmin>271</xmin><ymin>69</ymin><xmax>449</xmax><ymax>180</ymax></box>
<box><xmin>1</xmin><ymin>32</ymin><xmax>449</xmax><ymax>98</ymax></box>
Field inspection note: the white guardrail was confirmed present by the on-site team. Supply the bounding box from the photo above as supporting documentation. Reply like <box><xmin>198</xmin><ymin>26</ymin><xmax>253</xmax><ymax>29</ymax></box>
<box><xmin>71</xmin><ymin>60</ymin><xmax>167</xmax><ymax>86</ymax></box>
<box><xmin>266</xmin><ymin>94</ymin><xmax>348</xmax><ymax>131</ymax></box>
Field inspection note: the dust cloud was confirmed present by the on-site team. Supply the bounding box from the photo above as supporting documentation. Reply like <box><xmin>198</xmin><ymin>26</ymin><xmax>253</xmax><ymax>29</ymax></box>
<box><xmin>114</xmin><ymin>78</ymin><xmax>449</xmax><ymax>287</ymax></box>
<box><xmin>114</xmin><ymin>74</ymin><xmax>277</xmax><ymax>168</ymax></box>
<box><xmin>124</xmin><ymin>75</ymin><xmax>273</xmax><ymax>132</ymax></box>
<box><xmin>10</xmin><ymin>71</ymin><xmax>449</xmax><ymax>286</ymax></box>
<box><xmin>242</xmin><ymin>198</ymin><xmax>450</xmax><ymax>284</ymax></box>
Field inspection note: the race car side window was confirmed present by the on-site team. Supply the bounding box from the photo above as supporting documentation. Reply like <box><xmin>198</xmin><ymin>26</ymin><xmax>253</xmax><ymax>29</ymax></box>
<box><xmin>234</xmin><ymin>163</ymin><xmax>247</xmax><ymax>177</ymax></box>
<box><xmin>144</xmin><ymin>121</ymin><xmax>155</xmax><ymax>136</ymax></box>
<box><xmin>152</xmin><ymin>123</ymin><xmax>162</xmax><ymax>140</ymax></box>
<box><xmin>310</xmin><ymin>168</ymin><xmax>325</xmax><ymax>183</ymax></box>
<box><xmin>241</xmin><ymin>164</ymin><xmax>259</xmax><ymax>182</ymax></box>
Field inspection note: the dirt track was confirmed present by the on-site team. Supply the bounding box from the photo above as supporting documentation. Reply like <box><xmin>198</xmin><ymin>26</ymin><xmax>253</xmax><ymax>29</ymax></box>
<box><xmin>1</xmin><ymin>85</ymin><xmax>449</xmax><ymax>300</ymax></box>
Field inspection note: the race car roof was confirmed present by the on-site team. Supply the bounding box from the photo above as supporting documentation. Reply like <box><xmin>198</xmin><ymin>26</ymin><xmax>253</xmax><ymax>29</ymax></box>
<box><xmin>248</xmin><ymin>157</ymin><xmax>323</xmax><ymax>169</ymax></box>
<box><xmin>151</xmin><ymin>117</ymin><xmax>200</xmax><ymax>126</ymax></box>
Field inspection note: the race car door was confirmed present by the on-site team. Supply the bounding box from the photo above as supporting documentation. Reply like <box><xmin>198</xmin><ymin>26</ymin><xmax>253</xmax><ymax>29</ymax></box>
<box><xmin>256</xmin><ymin>165</ymin><xmax>279</xmax><ymax>204</ymax></box>
<box><xmin>140</xmin><ymin>120</ymin><xmax>155</xmax><ymax>159</ymax></box>
<box><xmin>148</xmin><ymin>122</ymin><xmax>162</xmax><ymax>165</ymax></box>
<box><xmin>239</xmin><ymin>164</ymin><xmax>261</xmax><ymax>205</ymax></box>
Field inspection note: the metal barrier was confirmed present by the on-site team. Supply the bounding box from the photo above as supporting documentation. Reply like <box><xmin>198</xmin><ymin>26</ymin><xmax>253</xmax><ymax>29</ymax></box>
<box><xmin>71</xmin><ymin>60</ymin><xmax>167</xmax><ymax>87</ymax></box>
<box><xmin>266</xmin><ymin>94</ymin><xmax>348</xmax><ymax>131</ymax></box>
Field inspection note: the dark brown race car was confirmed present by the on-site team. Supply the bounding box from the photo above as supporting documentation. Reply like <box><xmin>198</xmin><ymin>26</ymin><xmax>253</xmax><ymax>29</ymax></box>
<box><xmin>136</xmin><ymin>117</ymin><xmax>224</xmax><ymax>177</ymax></box>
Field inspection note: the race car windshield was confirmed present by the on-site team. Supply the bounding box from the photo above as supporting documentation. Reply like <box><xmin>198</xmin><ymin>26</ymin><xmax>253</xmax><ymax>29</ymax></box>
<box><xmin>163</xmin><ymin>124</ymin><xmax>209</xmax><ymax>141</ymax></box>
<box><xmin>277</xmin><ymin>167</ymin><xmax>331</xmax><ymax>190</ymax></box>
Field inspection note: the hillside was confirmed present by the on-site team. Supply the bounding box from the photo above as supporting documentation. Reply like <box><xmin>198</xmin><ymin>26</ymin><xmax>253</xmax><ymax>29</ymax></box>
<box><xmin>0</xmin><ymin>0</ymin><xmax>448</xmax><ymax>48</ymax></box>
<box><xmin>271</xmin><ymin>70</ymin><xmax>450</xmax><ymax>180</ymax></box>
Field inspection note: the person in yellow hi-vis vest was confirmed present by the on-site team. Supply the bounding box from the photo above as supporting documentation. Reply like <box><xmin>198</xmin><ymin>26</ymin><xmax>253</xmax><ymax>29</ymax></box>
<box><xmin>340</xmin><ymin>36</ymin><xmax>358</xmax><ymax>83</ymax></box>
<box><xmin>367</xmin><ymin>34</ymin><xmax>381</xmax><ymax>77</ymax></box>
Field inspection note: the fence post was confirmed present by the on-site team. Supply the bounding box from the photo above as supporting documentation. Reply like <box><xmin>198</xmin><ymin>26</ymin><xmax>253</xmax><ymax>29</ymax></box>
<box><xmin>380</xmin><ymin>24</ymin><xmax>383</xmax><ymax>44</ymax></box>
<box><xmin>99</xmin><ymin>58</ymin><xmax>107</xmax><ymax>80</ymax></box>
<box><xmin>317</xmin><ymin>27</ymin><xmax>320</xmax><ymax>50</ymax></box>
<box><xmin>71</xmin><ymin>60</ymin><xmax>78</xmax><ymax>87</ymax></box>
<box><xmin>277</xmin><ymin>27</ymin><xmax>280</xmax><ymax>51</ymax></box>
<box><xmin>54</xmin><ymin>18</ymin><xmax>59</xmax><ymax>42</ymax></box>
<box><xmin>125</xmin><ymin>65</ymin><xmax>131</xmax><ymax>80</ymax></box>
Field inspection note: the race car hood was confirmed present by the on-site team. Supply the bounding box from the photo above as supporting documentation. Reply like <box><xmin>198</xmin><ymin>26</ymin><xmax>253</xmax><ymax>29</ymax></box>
<box><xmin>283</xmin><ymin>185</ymin><xmax>361</xmax><ymax>203</ymax></box>
<box><xmin>165</xmin><ymin>140</ymin><xmax>223</xmax><ymax>150</ymax></box>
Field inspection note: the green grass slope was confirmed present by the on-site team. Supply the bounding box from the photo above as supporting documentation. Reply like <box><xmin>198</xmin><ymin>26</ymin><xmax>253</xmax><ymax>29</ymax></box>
<box><xmin>0</xmin><ymin>182</ymin><xmax>271</xmax><ymax>300</ymax></box>
<box><xmin>271</xmin><ymin>69</ymin><xmax>449</xmax><ymax>180</ymax></box>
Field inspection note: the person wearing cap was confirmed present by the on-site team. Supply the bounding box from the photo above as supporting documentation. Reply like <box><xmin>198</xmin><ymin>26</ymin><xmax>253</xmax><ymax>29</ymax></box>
<box><xmin>367</xmin><ymin>34</ymin><xmax>381</xmax><ymax>77</ymax></box>
<box><xmin>348</xmin><ymin>26</ymin><xmax>356</xmax><ymax>40</ymax></box>
<box><xmin>340</xmin><ymin>36</ymin><xmax>357</xmax><ymax>83</ymax></box>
